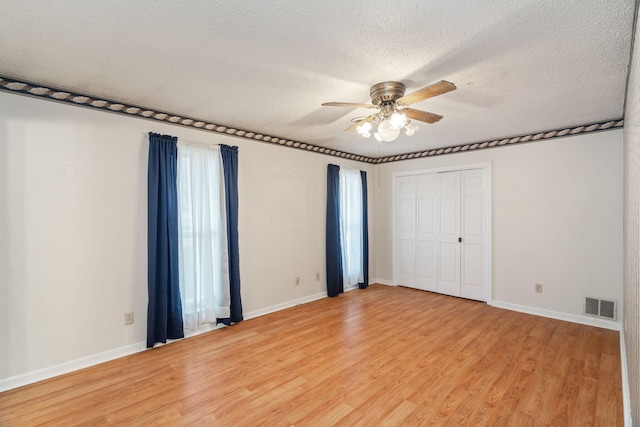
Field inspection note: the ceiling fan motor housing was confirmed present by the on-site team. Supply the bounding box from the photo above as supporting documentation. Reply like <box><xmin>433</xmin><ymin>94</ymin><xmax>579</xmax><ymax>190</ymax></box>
<box><xmin>369</xmin><ymin>81</ymin><xmax>406</xmax><ymax>106</ymax></box>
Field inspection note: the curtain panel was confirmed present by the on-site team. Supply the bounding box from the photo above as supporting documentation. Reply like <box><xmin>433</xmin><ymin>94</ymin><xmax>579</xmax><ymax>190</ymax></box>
<box><xmin>339</xmin><ymin>169</ymin><xmax>364</xmax><ymax>287</ymax></box>
<box><xmin>147</xmin><ymin>132</ymin><xmax>184</xmax><ymax>348</ymax></box>
<box><xmin>220</xmin><ymin>144</ymin><xmax>243</xmax><ymax>324</ymax></box>
<box><xmin>326</xmin><ymin>164</ymin><xmax>343</xmax><ymax>297</ymax></box>
<box><xmin>177</xmin><ymin>142</ymin><xmax>230</xmax><ymax>330</ymax></box>
<box><xmin>360</xmin><ymin>170</ymin><xmax>369</xmax><ymax>289</ymax></box>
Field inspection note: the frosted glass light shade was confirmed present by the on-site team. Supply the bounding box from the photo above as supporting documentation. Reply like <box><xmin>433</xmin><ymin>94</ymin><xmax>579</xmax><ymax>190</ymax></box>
<box><xmin>405</xmin><ymin>122</ymin><xmax>420</xmax><ymax>136</ymax></box>
<box><xmin>390</xmin><ymin>112</ymin><xmax>407</xmax><ymax>129</ymax></box>
<box><xmin>356</xmin><ymin>121</ymin><xmax>372</xmax><ymax>137</ymax></box>
<box><xmin>377</xmin><ymin>119</ymin><xmax>400</xmax><ymax>142</ymax></box>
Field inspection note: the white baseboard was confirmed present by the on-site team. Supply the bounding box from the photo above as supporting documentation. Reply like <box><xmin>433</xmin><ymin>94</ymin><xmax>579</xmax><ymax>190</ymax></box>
<box><xmin>620</xmin><ymin>330</ymin><xmax>632</xmax><ymax>427</ymax></box>
<box><xmin>0</xmin><ymin>341</ymin><xmax>147</xmax><ymax>393</ymax></box>
<box><xmin>242</xmin><ymin>285</ymin><xmax>374</xmax><ymax>321</ymax></box>
<box><xmin>243</xmin><ymin>291</ymin><xmax>327</xmax><ymax>321</ymax></box>
<box><xmin>374</xmin><ymin>278</ymin><xmax>395</xmax><ymax>286</ymax></box>
<box><xmin>491</xmin><ymin>300</ymin><xmax>622</xmax><ymax>331</ymax></box>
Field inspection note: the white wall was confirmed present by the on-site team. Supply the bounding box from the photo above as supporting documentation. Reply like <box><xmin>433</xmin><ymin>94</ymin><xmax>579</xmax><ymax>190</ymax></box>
<box><xmin>0</xmin><ymin>91</ymin><xmax>374</xmax><ymax>387</ymax></box>
<box><xmin>622</xmin><ymin>1</ymin><xmax>640</xmax><ymax>423</ymax></box>
<box><xmin>375</xmin><ymin>130</ymin><xmax>623</xmax><ymax>323</ymax></box>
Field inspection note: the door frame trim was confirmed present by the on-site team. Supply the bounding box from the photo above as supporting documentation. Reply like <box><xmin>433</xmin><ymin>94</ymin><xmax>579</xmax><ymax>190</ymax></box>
<box><xmin>392</xmin><ymin>162</ymin><xmax>493</xmax><ymax>304</ymax></box>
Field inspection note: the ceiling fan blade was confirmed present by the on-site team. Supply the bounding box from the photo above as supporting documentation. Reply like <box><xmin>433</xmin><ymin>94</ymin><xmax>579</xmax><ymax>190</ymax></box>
<box><xmin>397</xmin><ymin>80</ymin><xmax>457</xmax><ymax>106</ymax></box>
<box><xmin>344</xmin><ymin>114</ymin><xmax>377</xmax><ymax>132</ymax></box>
<box><xmin>322</xmin><ymin>102</ymin><xmax>378</xmax><ymax>109</ymax></box>
<box><xmin>403</xmin><ymin>108</ymin><xmax>443</xmax><ymax>124</ymax></box>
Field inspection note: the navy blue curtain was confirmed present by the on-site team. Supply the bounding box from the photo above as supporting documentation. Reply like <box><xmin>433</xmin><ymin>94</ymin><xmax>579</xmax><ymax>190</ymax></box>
<box><xmin>147</xmin><ymin>132</ymin><xmax>184</xmax><ymax>348</ymax></box>
<box><xmin>220</xmin><ymin>145</ymin><xmax>243</xmax><ymax>324</ymax></box>
<box><xmin>359</xmin><ymin>171</ymin><xmax>369</xmax><ymax>289</ymax></box>
<box><xmin>326</xmin><ymin>164</ymin><xmax>343</xmax><ymax>297</ymax></box>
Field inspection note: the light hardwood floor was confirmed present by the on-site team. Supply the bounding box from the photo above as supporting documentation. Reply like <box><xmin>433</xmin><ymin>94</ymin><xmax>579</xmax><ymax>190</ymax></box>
<box><xmin>0</xmin><ymin>284</ymin><xmax>623</xmax><ymax>426</ymax></box>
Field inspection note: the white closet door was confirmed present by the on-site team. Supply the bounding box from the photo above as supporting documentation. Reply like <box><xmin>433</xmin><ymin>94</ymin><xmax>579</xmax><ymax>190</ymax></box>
<box><xmin>461</xmin><ymin>169</ymin><xmax>489</xmax><ymax>301</ymax></box>
<box><xmin>416</xmin><ymin>173</ymin><xmax>438</xmax><ymax>291</ymax></box>
<box><xmin>437</xmin><ymin>171</ymin><xmax>461</xmax><ymax>297</ymax></box>
<box><xmin>396</xmin><ymin>175</ymin><xmax>416</xmax><ymax>287</ymax></box>
<box><xmin>394</xmin><ymin>166</ymin><xmax>490</xmax><ymax>302</ymax></box>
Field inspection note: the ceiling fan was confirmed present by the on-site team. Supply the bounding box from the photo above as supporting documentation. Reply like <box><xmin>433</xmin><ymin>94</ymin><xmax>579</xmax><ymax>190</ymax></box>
<box><xmin>322</xmin><ymin>80</ymin><xmax>456</xmax><ymax>142</ymax></box>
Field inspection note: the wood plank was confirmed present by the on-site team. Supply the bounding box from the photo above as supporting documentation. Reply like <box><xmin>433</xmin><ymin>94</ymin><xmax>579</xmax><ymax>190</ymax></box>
<box><xmin>0</xmin><ymin>285</ymin><xmax>623</xmax><ymax>426</ymax></box>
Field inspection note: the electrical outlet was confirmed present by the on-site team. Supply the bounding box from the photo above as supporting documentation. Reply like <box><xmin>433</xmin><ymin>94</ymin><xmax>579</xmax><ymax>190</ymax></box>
<box><xmin>535</xmin><ymin>283</ymin><xmax>543</xmax><ymax>293</ymax></box>
<box><xmin>295</xmin><ymin>276</ymin><xmax>300</xmax><ymax>286</ymax></box>
<box><xmin>316</xmin><ymin>273</ymin><xmax>320</xmax><ymax>281</ymax></box>
<box><xmin>124</xmin><ymin>312</ymin><xmax>134</xmax><ymax>325</ymax></box>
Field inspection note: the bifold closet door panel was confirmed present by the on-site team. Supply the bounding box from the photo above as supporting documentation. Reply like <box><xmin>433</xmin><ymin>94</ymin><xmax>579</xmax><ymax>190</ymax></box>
<box><xmin>437</xmin><ymin>171</ymin><xmax>461</xmax><ymax>297</ymax></box>
<box><xmin>416</xmin><ymin>173</ymin><xmax>438</xmax><ymax>292</ymax></box>
<box><xmin>460</xmin><ymin>169</ymin><xmax>489</xmax><ymax>301</ymax></box>
<box><xmin>396</xmin><ymin>175</ymin><xmax>417</xmax><ymax>287</ymax></box>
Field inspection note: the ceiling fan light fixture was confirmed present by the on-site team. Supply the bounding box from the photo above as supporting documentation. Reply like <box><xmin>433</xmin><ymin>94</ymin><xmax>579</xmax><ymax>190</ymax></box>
<box><xmin>356</xmin><ymin>121</ymin><xmax>372</xmax><ymax>137</ymax></box>
<box><xmin>405</xmin><ymin>122</ymin><xmax>419</xmax><ymax>136</ymax></box>
<box><xmin>390</xmin><ymin>112</ymin><xmax>407</xmax><ymax>129</ymax></box>
<box><xmin>323</xmin><ymin>80</ymin><xmax>456</xmax><ymax>142</ymax></box>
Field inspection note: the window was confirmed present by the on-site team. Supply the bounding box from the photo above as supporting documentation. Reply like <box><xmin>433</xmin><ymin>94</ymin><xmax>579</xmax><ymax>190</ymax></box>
<box><xmin>177</xmin><ymin>142</ymin><xmax>230</xmax><ymax>331</ymax></box>
<box><xmin>339</xmin><ymin>169</ymin><xmax>364</xmax><ymax>286</ymax></box>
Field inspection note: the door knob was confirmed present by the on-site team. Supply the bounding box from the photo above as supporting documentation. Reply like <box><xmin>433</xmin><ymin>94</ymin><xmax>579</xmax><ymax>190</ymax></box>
<box><xmin>458</xmin><ymin>237</ymin><xmax>462</xmax><ymax>243</ymax></box>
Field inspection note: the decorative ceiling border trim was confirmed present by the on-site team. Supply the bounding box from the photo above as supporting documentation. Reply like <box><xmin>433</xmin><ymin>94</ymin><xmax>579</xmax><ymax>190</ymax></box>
<box><xmin>0</xmin><ymin>75</ymin><xmax>623</xmax><ymax>165</ymax></box>
<box><xmin>372</xmin><ymin>118</ymin><xmax>624</xmax><ymax>164</ymax></box>
<box><xmin>0</xmin><ymin>75</ymin><xmax>376</xmax><ymax>164</ymax></box>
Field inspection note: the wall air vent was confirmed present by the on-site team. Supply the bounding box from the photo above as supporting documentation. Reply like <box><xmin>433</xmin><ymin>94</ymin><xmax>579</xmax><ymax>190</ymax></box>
<box><xmin>584</xmin><ymin>296</ymin><xmax>617</xmax><ymax>321</ymax></box>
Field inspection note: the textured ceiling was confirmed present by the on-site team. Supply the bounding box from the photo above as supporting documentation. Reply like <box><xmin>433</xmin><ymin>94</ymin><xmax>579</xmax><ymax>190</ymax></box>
<box><xmin>0</xmin><ymin>0</ymin><xmax>634</xmax><ymax>158</ymax></box>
